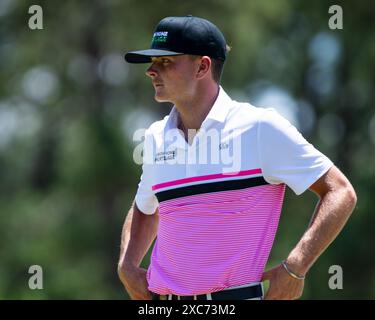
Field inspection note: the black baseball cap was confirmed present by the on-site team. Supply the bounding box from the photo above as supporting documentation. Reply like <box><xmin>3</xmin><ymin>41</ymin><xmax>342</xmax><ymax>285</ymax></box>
<box><xmin>124</xmin><ymin>15</ymin><xmax>227</xmax><ymax>63</ymax></box>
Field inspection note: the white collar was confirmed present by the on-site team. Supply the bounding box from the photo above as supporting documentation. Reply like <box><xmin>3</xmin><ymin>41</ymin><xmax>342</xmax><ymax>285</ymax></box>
<box><xmin>167</xmin><ymin>86</ymin><xmax>233</xmax><ymax>130</ymax></box>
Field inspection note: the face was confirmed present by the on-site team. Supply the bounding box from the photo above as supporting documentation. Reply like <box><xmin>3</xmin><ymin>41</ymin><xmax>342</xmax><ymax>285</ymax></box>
<box><xmin>145</xmin><ymin>55</ymin><xmax>200</xmax><ymax>104</ymax></box>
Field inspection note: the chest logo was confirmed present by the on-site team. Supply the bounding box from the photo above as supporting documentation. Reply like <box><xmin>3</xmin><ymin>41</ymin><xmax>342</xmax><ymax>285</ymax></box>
<box><xmin>155</xmin><ymin>150</ymin><xmax>176</xmax><ymax>162</ymax></box>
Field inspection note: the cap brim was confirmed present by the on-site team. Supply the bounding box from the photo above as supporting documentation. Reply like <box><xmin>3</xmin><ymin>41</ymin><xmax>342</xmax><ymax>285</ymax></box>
<box><xmin>124</xmin><ymin>49</ymin><xmax>184</xmax><ymax>63</ymax></box>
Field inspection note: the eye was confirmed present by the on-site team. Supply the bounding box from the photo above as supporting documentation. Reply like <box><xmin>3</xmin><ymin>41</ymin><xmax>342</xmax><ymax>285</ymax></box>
<box><xmin>161</xmin><ymin>58</ymin><xmax>170</xmax><ymax>64</ymax></box>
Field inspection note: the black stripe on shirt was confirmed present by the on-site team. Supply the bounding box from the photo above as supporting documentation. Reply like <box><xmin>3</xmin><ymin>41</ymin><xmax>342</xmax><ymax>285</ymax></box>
<box><xmin>155</xmin><ymin>176</ymin><xmax>268</xmax><ymax>202</ymax></box>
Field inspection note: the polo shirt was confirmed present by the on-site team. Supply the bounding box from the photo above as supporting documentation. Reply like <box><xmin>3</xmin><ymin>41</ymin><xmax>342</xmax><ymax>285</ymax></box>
<box><xmin>135</xmin><ymin>86</ymin><xmax>333</xmax><ymax>296</ymax></box>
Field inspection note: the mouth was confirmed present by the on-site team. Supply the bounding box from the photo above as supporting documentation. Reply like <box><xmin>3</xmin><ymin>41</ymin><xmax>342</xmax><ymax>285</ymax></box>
<box><xmin>153</xmin><ymin>82</ymin><xmax>164</xmax><ymax>87</ymax></box>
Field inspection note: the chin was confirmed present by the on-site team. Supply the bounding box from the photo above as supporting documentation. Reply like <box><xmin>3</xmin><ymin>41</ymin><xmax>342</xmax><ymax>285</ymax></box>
<box><xmin>154</xmin><ymin>94</ymin><xmax>170</xmax><ymax>103</ymax></box>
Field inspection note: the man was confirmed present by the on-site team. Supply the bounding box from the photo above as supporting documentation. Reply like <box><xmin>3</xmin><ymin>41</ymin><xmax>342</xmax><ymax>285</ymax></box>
<box><xmin>118</xmin><ymin>15</ymin><xmax>357</xmax><ymax>300</ymax></box>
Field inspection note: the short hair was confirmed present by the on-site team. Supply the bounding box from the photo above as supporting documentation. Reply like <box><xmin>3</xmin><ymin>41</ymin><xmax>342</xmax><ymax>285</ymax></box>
<box><xmin>213</xmin><ymin>45</ymin><xmax>231</xmax><ymax>83</ymax></box>
<box><xmin>190</xmin><ymin>45</ymin><xmax>231</xmax><ymax>84</ymax></box>
<box><xmin>211</xmin><ymin>58</ymin><xmax>225</xmax><ymax>83</ymax></box>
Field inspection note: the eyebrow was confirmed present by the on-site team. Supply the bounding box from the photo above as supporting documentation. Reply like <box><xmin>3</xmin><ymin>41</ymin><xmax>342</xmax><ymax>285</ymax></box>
<box><xmin>152</xmin><ymin>55</ymin><xmax>181</xmax><ymax>63</ymax></box>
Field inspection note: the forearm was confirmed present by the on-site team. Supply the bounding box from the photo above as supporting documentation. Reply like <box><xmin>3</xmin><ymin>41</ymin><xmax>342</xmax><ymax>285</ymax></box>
<box><xmin>286</xmin><ymin>184</ymin><xmax>357</xmax><ymax>275</ymax></box>
<box><xmin>118</xmin><ymin>202</ymin><xmax>159</xmax><ymax>271</ymax></box>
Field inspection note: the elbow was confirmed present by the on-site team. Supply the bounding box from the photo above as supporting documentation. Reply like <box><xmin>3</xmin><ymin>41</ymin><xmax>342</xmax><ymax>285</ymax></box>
<box><xmin>348</xmin><ymin>185</ymin><xmax>357</xmax><ymax>208</ymax></box>
<box><xmin>343</xmin><ymin>183</ymin><xmax>357</xmax><ymax>214</ymax></box>
<box><xmin>117</xmin><ymin>259</ymin><xmax>128</xmax><ymax>283</ymax></box>
<box><xmin>117</xmin><ymin>262</ymin><xmax>125</xmax><ymax>281</ymax></box>
<box><xmin>117</xmin><ymin>258</ymin><xmax>136</xmax><ymax>283</ymax></box>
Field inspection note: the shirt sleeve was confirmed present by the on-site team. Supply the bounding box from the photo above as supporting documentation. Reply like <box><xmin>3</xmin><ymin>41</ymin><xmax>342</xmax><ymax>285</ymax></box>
<box><xmin>257</xmin><ymin>108</ymin><xmax>334</xmax><ymax>195</ymax></box>
<box><xmin>134</xmin><ymin>130</ymin><xmax>159</xmax><ymax>215</ymax></box>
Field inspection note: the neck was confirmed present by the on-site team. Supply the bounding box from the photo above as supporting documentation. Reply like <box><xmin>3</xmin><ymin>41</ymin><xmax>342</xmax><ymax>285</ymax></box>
<box><xmin>175</xmin><ymin>83</ymin><xmax>220</xmax><ymax>133</ymax></box>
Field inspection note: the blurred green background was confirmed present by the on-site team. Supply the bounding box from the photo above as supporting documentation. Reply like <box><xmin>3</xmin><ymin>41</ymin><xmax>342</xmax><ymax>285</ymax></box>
<box><xmin>0</xmin><ymin>0</ymin><xmax>374</xmax><ymax>299</ymax></box>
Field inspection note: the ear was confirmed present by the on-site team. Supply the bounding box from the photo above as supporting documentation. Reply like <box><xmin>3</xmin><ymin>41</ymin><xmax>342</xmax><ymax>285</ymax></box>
<box><xmin>196</xmin><ymin>56</ymin><xmax>211</xmax><ymax>80</ymax></box>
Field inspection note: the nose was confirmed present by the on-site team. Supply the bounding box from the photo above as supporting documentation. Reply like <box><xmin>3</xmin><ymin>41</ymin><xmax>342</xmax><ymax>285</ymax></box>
<box><xmin>146</xmin><ymin>63</ymin><xmax>157</xmax><ymax>78</ymax></box>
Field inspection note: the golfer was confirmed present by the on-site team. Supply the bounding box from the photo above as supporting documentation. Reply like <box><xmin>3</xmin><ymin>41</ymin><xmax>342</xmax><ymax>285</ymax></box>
<box><xmin>118</xmin><ymin>15</ymin><xmax>357</xmax><ymax>300</ymax></box>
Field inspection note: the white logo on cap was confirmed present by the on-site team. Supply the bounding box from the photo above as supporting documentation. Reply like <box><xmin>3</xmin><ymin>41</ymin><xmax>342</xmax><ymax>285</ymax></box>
<box><xmin>152</xmin><ymin>31</ymin><xmax>168</xmax><ymax>43</ymax></box>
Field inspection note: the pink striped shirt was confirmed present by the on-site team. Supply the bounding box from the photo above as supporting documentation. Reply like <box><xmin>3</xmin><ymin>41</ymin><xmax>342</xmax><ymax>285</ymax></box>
<box><xmin>146</xmin><ymin>170</ymin><xmax>285</xmax><ymax>295</ymax></box>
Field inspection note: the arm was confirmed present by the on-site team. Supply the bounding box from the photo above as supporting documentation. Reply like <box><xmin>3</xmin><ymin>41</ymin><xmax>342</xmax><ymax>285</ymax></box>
<box><xmin>117</xmin><ymin>201</ymin><xmax>159</xmax><ymax>300</ymax></box>
<box><xmin>262</xmin><ymin>165</ymin><xmax>357</xmax><ymax>299</ymax></box>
